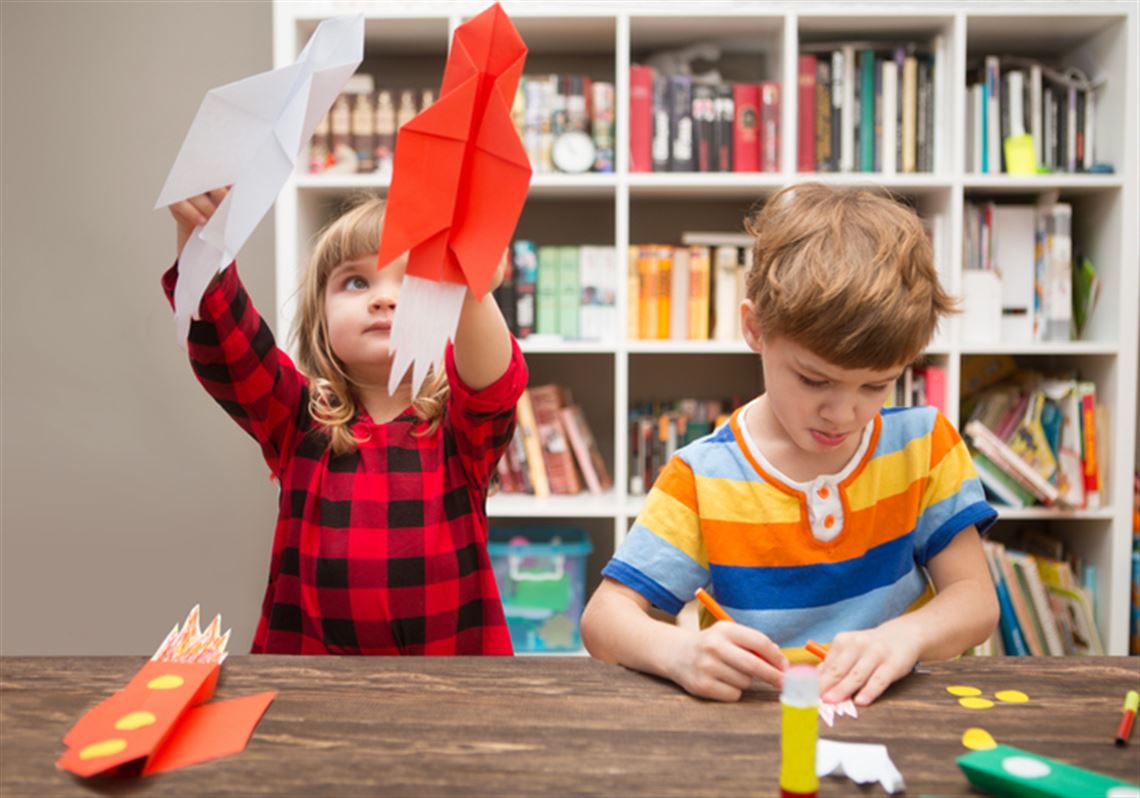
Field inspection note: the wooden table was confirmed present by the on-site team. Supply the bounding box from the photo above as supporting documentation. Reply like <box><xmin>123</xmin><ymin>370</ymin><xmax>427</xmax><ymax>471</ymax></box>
<box><xmin>2</xmin><ymin>656</ymin><xmax>1138</xmax><ymax>796</ymax></box>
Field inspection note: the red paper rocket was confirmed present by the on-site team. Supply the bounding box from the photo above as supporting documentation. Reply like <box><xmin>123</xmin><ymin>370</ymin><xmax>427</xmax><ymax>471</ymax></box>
<box><xmin>57</xmin><ymin>606</ymin><xmax>275</xmax><ymax>778</ymax></box>
<box><xmin>375</xmin><ymin>2</ymin><xmax>531</xmax><ymax>395</ymax></box>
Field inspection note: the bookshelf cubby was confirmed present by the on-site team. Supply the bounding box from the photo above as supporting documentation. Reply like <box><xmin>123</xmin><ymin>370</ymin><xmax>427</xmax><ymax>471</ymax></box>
<box><xmin>273</xmin><ymin>1</ymin><xmax>1137</xmax><ymax>654</ymax></box>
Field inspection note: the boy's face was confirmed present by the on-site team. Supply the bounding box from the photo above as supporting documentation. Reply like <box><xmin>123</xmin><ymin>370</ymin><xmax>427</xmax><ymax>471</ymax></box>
<box><xmin>324</xmin><ymin>253</ymin><xmax>407</xmax><ymax>381</ymax></box>
<box><xmin>741</xmin><ymin>301</ymin><xmax>903</xmax><ymax>456</ymax></box>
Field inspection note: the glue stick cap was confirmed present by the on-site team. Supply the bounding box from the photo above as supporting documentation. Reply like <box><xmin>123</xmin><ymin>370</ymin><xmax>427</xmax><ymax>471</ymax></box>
<box><xmin>781</xmin><ymin>665</ymin><xmax>820</xmax><ymax>707</ymax></box>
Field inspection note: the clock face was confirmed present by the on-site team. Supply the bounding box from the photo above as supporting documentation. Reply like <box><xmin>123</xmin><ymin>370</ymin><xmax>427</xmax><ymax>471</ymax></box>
<box><xmin>552</xmin><ymin>130</ymin><xmax>596</xmax><ymax>174</ymax></box>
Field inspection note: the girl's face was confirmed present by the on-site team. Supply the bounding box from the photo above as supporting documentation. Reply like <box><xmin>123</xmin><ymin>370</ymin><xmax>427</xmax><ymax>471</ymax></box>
<box><xmin>323</xmin><ymin>254</ymin><xmax>407</xmax><ymax>380</ymax></box>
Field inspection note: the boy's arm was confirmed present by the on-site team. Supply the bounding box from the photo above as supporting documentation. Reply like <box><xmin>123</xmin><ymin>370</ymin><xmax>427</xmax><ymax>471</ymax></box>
<box><xmin>452</xmin><ymin>255</ymin><xmax>513</xmax><ymax>391</ymax></box>
<box><xmin>582</xmin><ymin>578</ymin><xmax>786</xmax><ymax>702</ymax></box>
<box><xmin>819</xmin><ymin>526</ymin><xmax>998</xmax><ymax>705</ymax></box>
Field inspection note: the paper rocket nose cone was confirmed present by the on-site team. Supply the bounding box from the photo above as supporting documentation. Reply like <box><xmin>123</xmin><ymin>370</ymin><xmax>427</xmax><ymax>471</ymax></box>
<box><xmin>455</xmin><ymin>2</ymin><xmax>526</xmax><ymax>76</ymax></box>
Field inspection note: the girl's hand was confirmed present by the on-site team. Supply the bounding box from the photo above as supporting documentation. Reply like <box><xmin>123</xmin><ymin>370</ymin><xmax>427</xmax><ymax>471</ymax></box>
<box><xmin>817</xmin><ymin>625</ymin><xmax>920</xmax><ymax>706</ymax></box>
<box><xmin>667</xmin><ymin>622</ymin><xmax>787</xmax><ymax>702</ymax></box>
<box><xmin>168</xmin><ymin>187</ymin><xmax>230</xmax><ymax>255</ymax></box>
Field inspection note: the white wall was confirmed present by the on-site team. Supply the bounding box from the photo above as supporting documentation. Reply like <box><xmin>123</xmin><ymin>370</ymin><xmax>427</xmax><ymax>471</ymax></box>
<box><xmin>1</xmin><ymin>1</ymin><xmax>277</xmax><ymax>653</ymax></box>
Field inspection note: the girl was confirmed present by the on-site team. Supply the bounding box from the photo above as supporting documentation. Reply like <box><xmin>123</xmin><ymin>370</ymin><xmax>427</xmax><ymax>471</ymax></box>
<box><xmin>165</xmin><ymin>189</ymin><xmax>527</xmax><ymax>655</ymax></box>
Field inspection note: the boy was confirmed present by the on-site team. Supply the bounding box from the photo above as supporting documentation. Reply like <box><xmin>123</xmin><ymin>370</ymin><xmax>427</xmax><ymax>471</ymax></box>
<box><xmin>581</xmin><ymin>183</ymin><xmax>999</xmax><ymax>705</ymax></box>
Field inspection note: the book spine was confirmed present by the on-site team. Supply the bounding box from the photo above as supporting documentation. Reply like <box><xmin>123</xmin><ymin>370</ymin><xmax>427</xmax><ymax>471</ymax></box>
<box><xmin>669</xmin><ymin>75</ymin><xmax>695</xmax><ymax>172</ymax></box>
<box><xmin>732</xmin><ymin>83</ymin><xmax>761</xmax><ymax>172</ymax></box>
<box><xmin>797</xmin><ymin>54</ymin><xmax>816</xmax><ymax>172</ymax></box>
<box><xmin>759</xmin><ymin>81</ymin><xmax>780</xmax><ymax>172</ymax></box>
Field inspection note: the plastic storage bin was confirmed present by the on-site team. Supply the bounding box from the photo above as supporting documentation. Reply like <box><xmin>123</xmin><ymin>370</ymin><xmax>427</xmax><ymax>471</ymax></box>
<box><xmin>488</xmin><ymin>527</ymin><xmax>592</xmax><ymax>653</ymax></box>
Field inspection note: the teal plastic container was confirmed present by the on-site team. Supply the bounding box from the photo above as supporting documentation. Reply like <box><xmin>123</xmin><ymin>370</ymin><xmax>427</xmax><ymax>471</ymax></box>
<box><xmin>488</xmin><ymin>527</ymin><xmax>592</xmax><ymax>653</ymax></box>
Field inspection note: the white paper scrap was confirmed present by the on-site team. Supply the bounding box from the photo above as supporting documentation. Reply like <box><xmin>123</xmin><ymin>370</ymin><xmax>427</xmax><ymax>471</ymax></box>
<box><xmin>156</xmin><ymin>15</ymin><xmax>364</xmax><ymax>343</ymax></box>
<box><xmin>817</xmin><ymin>738</ymin><xmax>905</xmax><ymax>794</ymax></box>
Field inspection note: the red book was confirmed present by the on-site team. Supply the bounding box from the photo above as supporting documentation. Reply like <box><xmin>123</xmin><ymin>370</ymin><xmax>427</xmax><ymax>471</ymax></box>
<box><xmin>797</xmin><ymin>55</ymin><xmax>817</xmax><ymax>172</ymax></box>
<box><xmin>629</xmin><ymin>64</ymin><xmax>654</xmax><ymax>172</ymax></box>
<box><xmin>759</xmin><ymin>80</ymin><xmax>781</xmax><ymax>172</ymax></box>
<box><xmin>732</xmin><ymin>83</ymin><xmax>761</xmax><ymax>172</ymax></box>
<box><xmin>923</xmin><ymin>365</ymin><xmax>947</xmax><ymax>416</ymax></box>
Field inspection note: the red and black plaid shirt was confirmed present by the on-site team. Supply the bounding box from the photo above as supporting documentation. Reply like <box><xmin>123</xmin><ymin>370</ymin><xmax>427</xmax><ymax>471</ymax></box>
<box><xmin>163</xmin><ymin>262</ymin><xmax>526</xmax><ymax>655</ymax></box>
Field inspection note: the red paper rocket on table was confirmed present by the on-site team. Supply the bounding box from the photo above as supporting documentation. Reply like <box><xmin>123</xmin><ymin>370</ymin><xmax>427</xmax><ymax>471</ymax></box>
<box><xmin>375</xmin><ymin>2</ymin><xmax>531</xmax><ymax>396</ymax></box>
<box><xmin>57</xmin><ymin>606</ymin><xmax>275</xmax><ymax>778</ymax></box>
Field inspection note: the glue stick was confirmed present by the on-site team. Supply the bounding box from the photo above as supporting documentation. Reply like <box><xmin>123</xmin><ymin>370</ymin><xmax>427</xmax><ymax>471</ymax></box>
<box><xmin>779</xmin><ymin>665</ymin><xmax>820</xmax><ymax>798</ymax></box>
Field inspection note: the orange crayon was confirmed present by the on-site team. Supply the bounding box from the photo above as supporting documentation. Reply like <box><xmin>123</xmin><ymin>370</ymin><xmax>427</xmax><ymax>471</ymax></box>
<box><xmin>805</xmin><ymin>640</ymin><xmax>828</xmax><ymax>661</ymax></box>
<box><xmin>694</xmin><ymin>587</ymin><xmax>734</xmax><ymax>622</ymax></box>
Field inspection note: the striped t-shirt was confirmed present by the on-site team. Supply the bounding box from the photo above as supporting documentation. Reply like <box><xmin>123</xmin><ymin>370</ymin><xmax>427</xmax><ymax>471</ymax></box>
<box><xmin>603</xmin><ymin>405</ymin><xmax>997</xmax><ymax>647</ymax></box>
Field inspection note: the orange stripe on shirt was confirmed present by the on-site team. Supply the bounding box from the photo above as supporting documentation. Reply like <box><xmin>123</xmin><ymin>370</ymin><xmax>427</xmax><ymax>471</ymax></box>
<box><xmin>929</xmin><ymin>412</ymin><xmax>960</xmax><ymax>470</ymax></box>
<box><xmin>703</xmin><ymin>475</ymin><xmax>927</xmax><ymax>568</ymax></box>
<box><xmin>654</xmin><ymin>457</ymin><xmax>698</xmax><ymax>512</ymax></box>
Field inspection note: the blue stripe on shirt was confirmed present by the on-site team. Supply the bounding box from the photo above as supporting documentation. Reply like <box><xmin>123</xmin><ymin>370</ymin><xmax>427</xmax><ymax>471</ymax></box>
<box><xmin>710</xmin><ymin>532</ymin><xmax>917</xmax><ymax>610</ymax></box>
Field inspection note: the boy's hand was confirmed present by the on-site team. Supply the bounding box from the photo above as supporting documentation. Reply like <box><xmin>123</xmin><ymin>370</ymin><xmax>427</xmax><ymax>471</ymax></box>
<box><xmin>168</xmin><ymin>187</ymin><xmax>230</xmax><ymax>255</ymax></box>
<box><xmin>668</xmin><ymin>621</ymin><xmax>787</xmax><ymax>702</ymax></box>
<box><xmin>817</xmin><ymin>625</ymin><xmax>920</xmax><ymax>706</ymax></box>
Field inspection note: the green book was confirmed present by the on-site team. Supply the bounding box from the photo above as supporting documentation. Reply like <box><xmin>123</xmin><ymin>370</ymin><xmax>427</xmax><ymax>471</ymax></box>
<box><xmin>535</xmin><ymin>246</ymin><xmax>560</xmax><ymax>335</ymax></box>
<box><xmin>557</xmin><ymin>245</ymin><xmax>580</xmax><ymax>339</ymax></box>
<box><xmin>958</xmin><ymin>744</ymin><xmax>1137</xmax><ymax>797</ymax></box>
<box><xmin>861</xmin><ymin>48</ymin><xmax>876</xmax><ymax>172</ymax></box>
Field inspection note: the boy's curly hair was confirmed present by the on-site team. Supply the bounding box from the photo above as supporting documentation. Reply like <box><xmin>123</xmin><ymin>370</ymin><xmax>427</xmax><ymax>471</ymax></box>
<box><xmin>744</xmin><ymin>182</ymin><xmax>956</xmax><ymax>370</ymax></box>
<box><xmin>291</xmin><ymin>194</ymin><xmax>448</xmax><ymax>454</ymax></box>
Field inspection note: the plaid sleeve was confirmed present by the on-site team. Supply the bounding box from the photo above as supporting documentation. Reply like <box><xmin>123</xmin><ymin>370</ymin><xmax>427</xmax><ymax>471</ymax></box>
<box><xmin>443</xmin><ymin>336</ymin><xmax>528</xmax><ymax>491</ymax></box>
<box><xmin>162</xmin><ymin>262</ymin><xmax>307</xmax><ymax>476</ymax></box>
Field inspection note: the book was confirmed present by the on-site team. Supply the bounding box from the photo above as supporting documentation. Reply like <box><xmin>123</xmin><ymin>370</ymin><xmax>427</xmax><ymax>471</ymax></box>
<box><xmin>579</xmin><ymin>246</ymin><xmax>617</xmax><ymax>344</ymax></box>
<box><xmin>669</xmin><ymin>246</ymin><xmax>690</xmax><ymax>341</ymax></box>
<box><xmin>965</xmin><ymin>420</ymin><xmax>1060</xmax><ymax>505</ymax></box>
<box><xmin>669</xmin><ymin>75</ymin><xmax>694</xmax><ymax>171</ymax></box>
<box><xmin>687</xmin><ymin>246</ymin><xmax>711</xmax><ymax>340</ymax></box>
<box><xmin>982</xmin><ymin>541</ymin><xmax>1030</xmax><ymax>656</ymax></box>
<box><xmin>732</xmin><ymin>83</ymin><xmax>760</xmax><ymax>172</ymax></box>
<box><xmin>514</xmin><ymin>390</ymin><xmax>550</xmax><ymax>498</ymax></box>
<box><xmin>815</xmin><ymin>57</ymin><xmax>833</xmax><ymax>171</ymax></box>
<box><xmin>535</xmin><ymin>245</ymin><xmax>560</xmax><ymax>336</ymax></box>
<box><xmin>512</xmin><ymin>240</ymin><xmax>538</xmax><ymax>338</ymax></box>
<box><xmin>797</xmin><ymin>54</ymin><xmax>816</xmax><ymax>172</ymax></box>
<box><xmin>528</xmin><ymin>385</ymin><xmax>582</xmax><ymax>496</ymax></box>
<box><xmin>560</xmin><ymin>404</ymin><xmax>612</xmax><ymax>495</ymax></box>
<box><xmin>626</xmin><ymin>246</ymin><xmax>640</xmax><ymax>341</ymax></box>
<box><xmin>557</xmin><ymin>245</ymin><xmax>580</xmax><ymax>339</ymax></box>
<box><xmin>759</xmin><ymin>81</ymin><xmax>780</xmax><ymax>172</ymax></box>
<box><xmin>712</xmin><ymin>245</ymin><xmax>740</xmax><ymax>342</ymax></box>
<box><xmin>1007</xmin><ymin>549</ymin><xmax>1066</xmax><ymax>655</ymax></box>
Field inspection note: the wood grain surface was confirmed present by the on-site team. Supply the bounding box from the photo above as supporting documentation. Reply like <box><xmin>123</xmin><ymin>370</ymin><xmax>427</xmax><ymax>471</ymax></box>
<box><xmin>2</xmin><ymin>655</ymin><xmax>1138</xmax><ymax>796</ymax></box>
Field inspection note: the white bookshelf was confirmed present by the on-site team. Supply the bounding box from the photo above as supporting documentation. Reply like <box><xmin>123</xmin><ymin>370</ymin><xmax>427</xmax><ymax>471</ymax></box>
<box><xmin>273</xmin><ymin>1</ymin><xmax>1138</xmax><ymax>654</ymax></box>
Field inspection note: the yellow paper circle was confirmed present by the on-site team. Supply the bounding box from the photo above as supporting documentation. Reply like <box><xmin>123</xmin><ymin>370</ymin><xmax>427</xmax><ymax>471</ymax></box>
<box><xmin>115</xmin><ymin>711</ymin><xmax>157</xmax><ymax>730</ymax></box>
<box><xmin>962</xmin><ymin>727</ymin><xmax>998</xmax><ymax>750</ymax></box>
<box><xmin>959</xmin><ymin>697</ymin><xmax>995</xmax><ymax>710</ymax></box>
<box><xmin>947</xmin><ymin>685</ymin><xmax>983</xmax><ymax>697</ymax></box>
<box><xmin>995</xmin><ymin>690</ymin><xmax>1029</xmax><ymax>703</ymax></box>
<box><xmin>147</xmin><ymin>674</ymin><xmax>184</xmax><ymax>690</ymax></box>
<box><xmin>79</xmin><ymin>738</ymin><xmax>128</xmax><ymax>760</ymax></box>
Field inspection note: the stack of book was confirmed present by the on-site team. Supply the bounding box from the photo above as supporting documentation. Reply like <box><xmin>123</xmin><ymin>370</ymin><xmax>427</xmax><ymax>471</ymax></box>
<box><xmin>493</xmin><ymin>241</ymin><xmax>618</xmax><ymax>343</ymax></box>
<box><xmin>627</xmin><ymin>232</ymin><xmax>752</xmax><ymax>342</ymax></box>
<box><xmin>511</xmin><ymin>73</ymin><xmax>615</xmax><ymax>173</ymax></box>
<box><xmin>797</xmin><ymin>42</ymin><xmax>937</xmax><ymax>174</ymax></box>
<box><xmin>961</xmin><ymin>201</ymin><xmax>1095</xmax><ymax>344</ymax></box>
<box><xmin>308</xmin><ymin>74</ymin><xmax>432</xmax><ymax>176</ymax></box>
<box><xmin>629</xmin><ymin>66</ymin><xmax>780</xmax><ymax>173</ymax></box>
<box><xmin>500</xmin><ymin>385</ymin><xmax>612</xmax><ymax>499</ymax></box>
<box><xmin>883</xmin><ymin>364</ymin><xmax>947</xmax><ymax>416</ymax></box>
<box><xmin>966</xmin><ymin>56</ymin><xmax>1103</xmax><ymax>174</ymax></box>
<box><xmin>977</xmin><ymin>534</ymin><xmax>1103</xmax><ymax>656</ymax></box>
<box><xmin>628</xmin><ymin>399</ymin><xmax>738</xmax><ymax>496</ymax></box>
<box><xmin>961</xmin><ymin>356</ymin><xmax>1102</xmax><ymax>510</ymax></box>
